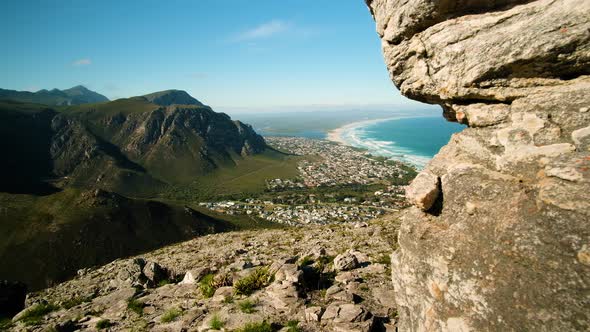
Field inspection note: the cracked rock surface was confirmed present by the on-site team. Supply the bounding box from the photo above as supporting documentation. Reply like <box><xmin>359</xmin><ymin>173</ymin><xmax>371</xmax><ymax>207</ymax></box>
<box><xmin>366</xmin><ymin>0</ymin><xmax>590</xmax><ymax>330</ymax></box>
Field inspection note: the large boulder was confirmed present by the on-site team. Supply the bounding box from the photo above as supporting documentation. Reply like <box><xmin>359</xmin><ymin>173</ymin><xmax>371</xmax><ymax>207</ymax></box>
<box><xmin>334</xmin><ymin>251</ymin><xmax>361</xmax><ymax>271</ymax></box>
<box><xmin>366</xmin><ymin>0</ymin><xmax>590</xmax><ymax>330</ymax></box>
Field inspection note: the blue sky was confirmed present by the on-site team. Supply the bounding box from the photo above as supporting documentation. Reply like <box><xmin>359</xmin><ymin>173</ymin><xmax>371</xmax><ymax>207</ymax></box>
<box><xmin>0</xmin><ymin>0</ymin><xmax>430</xmax><ymax>111</ymax></box>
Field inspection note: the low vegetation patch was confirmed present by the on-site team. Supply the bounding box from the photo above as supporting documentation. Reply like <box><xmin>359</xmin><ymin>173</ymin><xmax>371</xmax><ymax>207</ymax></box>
<box><xmin>209</xmin><ymin>314</ymin><xmax>224</xmax><ymax>330</ymax></box>
<box><xmin>234</xmin><ymin>267</ymin><xmax>274</xmax><ymax>296</ymax></box>
<box><xmin>298</xmin><ymin>256</ymin><xmax>314</xmax><ymax>267</ymax></box>
<box><xmin>16</xmin><ymin>302</ymin><xmax>59</xmax><ymax>326</ymax></box>
<box><xmin>160</xmin><ymin>307</ymin><xmax>183</xmax><ymax>323</ymax></box>
<box><xmin>157</xmin><ymin>279</ymin><xmax>172</xmax><ymax>287</ymax></box>
<box><xmin>238</xmin><ymin>299</ymin><xmax>256</xmax><ymax>313</ymax></box>
<box><xmin>200</xmin><ymin>274</ymin><xmax>217</xmax><ymax>298</ymax></box>
<box><xmin>96</xmin><ymin>319</ymin><xmax>114</xmax><ymax>329</ymax></box>
<box><xmin>236</xmin><ymin>321</ymin><xmax>273</xmax><ymax>332</ymax></box>
<box><xmin>376</xmin><ymin>253</ymin><xmax>391</xmax><ymax>265</ymax></box>
<box><xmin>200</xmin><ymin>273</ymin><xmax>232</xmax><ymax>298</ymax></box>
<box><xmin>127</xmin><ymin>297</ymin><xmax>144</xmax><ymax>315</ymax></box>
<box><xmin>61</xmin><ymin>295</ymin><xmax>93</xmax><ymax>309</ymax></box>
<box><xmin>285</xmin><ymin>320</ymin><xmax>301</xmax><ymax>332</ymax></box>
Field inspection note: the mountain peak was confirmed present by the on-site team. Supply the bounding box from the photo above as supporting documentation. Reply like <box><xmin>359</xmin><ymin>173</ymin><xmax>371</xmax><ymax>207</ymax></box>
<box><xmin>142</xmin><ymin>90</ymin><xmax>204</xmax><ymax>107</ymax></box>
<box><xmin>69</xmin><ymin>85</ymin><xmax>90</xmax><ymax>91</ymax></box>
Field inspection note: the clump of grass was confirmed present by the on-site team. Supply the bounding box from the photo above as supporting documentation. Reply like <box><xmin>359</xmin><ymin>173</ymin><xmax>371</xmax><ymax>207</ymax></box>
<box><xmin>317</xmin><ymin>255</ymin><xmax>335</xmax><ymax>266</ymax></box>
<box><xmin>200</xmin><ymin>273</ymin><xmax>232</xmax><ymax>298</ymax></box>
<box><xmin>376</xmin><ymin>253</ymin><xmax>391</xmax><ymax>265</ymax></box>
<box><xmin>299</xmin><ymin>256</ymin><xmax>314</xmax><ymax>267</ymax></box>
<box><xmin>222</xmin><ymin>295</ymin><xmax>234</xmax><ymax>304</ymax></box>
<box><xmin>285</xmin><ymin>320</ymin><xmax>300</xmax><ymax>332</ymax></box>
<box><xmin>160</xmin><ymin>307</ymin><xmax>183</xmax><ymax>323</ymax></box>
<box><xmin>127</xmin><ymin>298</ymin><xmax>144</xmax><ymax>315</ymax></box>
<box><xmin>157</xmin><ymin>279</ymin><xmax>171</xmax><ymax>287</ymax></box>
<box><xmin>96</xmin><ymin>319</ymin><xmax>113</xmax><ymax>329</ymax></box>
<box><xmin>234</xmin><ymin>267</ymin><xmax>274</xmax><ymax>296</ymax></box>
<box><xmin>238</xmin><ymin>299</ymin><xmax>256</xmax><ymax>313</ymax></box>
<box><xmin>200</xmin><ymin>274</ymin><xmax>217</xmax><ymax>298</ymax></box>
<box><xmin>131</xmin><ymin>319</ymin><xmax>148</xmax><ymax>332</ymax></box>
<box><xmin>209</xmin><ymin>314</ymin><xmax>224</xmax><ymax>330</ymax></box>
<box><xmin>62</xmin><ymin>295</ymin><xmax>93</xmax><ymax>309</ymax></box>
<box><xmin>236</xmin><ymin>321</ymin><xmax>273</xmax><ymax>332</ymax></box>
<box><xmin>16</xmin><ymin>302</ymin><xmax>59</xmax><ymax>326</ymax></box>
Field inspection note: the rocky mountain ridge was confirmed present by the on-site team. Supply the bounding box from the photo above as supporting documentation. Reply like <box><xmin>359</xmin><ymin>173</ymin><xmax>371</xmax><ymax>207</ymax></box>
<box><xmin>0</xmin><ymin>90</ymin><xmax>266</xmax><ymax>195</ymax></box>
<box><xmin>2</xmin><ymin>217</ymin><xmax>401</xmax><ymax>331</ymax></box>
<box><xmin>366</xmin><ymin>0</ymin><xmax>590</xmax><ymax>330</ymax></box>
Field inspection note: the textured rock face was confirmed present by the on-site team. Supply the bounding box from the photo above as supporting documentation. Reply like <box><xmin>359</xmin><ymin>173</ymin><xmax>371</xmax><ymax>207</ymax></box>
<box><xmin>366</xmin><ymin>0</ymin><xmax>590</xmax><ymax>330</ymax></box>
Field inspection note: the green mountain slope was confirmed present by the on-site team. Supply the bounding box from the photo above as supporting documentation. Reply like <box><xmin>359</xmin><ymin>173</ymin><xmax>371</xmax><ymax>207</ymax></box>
<box><xmin>0</xmin><ymin>188</ymin><xmax>278</xmax><ymax>290</ymax></box>
<box><xmin>0</xmin><ymin>90</ymin><xmax>290</xmax><ymax>290</ymax></box>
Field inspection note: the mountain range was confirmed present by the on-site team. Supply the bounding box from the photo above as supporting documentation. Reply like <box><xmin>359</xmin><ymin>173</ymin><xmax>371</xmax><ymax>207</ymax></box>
<box><xmin>0</xmin><ymin>85</ymin><xmax>109</xmax><ymax>106</ymax></box>
<box><xmin>0</xmin><ymin>87</ymin><xmax>275</xmax><ymax>289</ymax></box>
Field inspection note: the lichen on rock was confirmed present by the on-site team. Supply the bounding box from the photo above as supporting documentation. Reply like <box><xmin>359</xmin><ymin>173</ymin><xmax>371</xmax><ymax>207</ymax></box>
<box><xmin>366</xmin><ymin>0</ymin><xmax>590</xmax><ymax>330</ymax></box>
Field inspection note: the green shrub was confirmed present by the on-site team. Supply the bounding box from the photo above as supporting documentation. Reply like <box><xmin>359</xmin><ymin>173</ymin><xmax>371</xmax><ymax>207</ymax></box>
<box><xmin>16</xmin><ymin>303</ymin><xmax>59</xmax><ymax>326</ymax></box>
<box><xmin>96</xmin><ymin>319</ymin><xmax>113</xmax><ymax>329</ymax></box>
<box><xmin>62</xmin><ymin>295</ymin><xmax>92</xmax><ymax>309</ymax></box>
<box><xmin>127</xmin><ymin>298</ymin><xmax>144</xmax><ymax>315</ymax></box>
<box><xmin>238</xmin><ymin>299</ymin><xmax>256</xmax><ymax>313</ymax></box>
<box><xmin>200</xmin><ymin>274</ymin><xmax>216</xmax><ymax>298</ymax></box>
<box><xmin>236</xmin><ymin>321</ymin><xmax>273</xmax><ymax>332</ymax></box>
<box><xmin>157</xmin><ymin>279</ymin><xmax>171</xmax><ymax>287</ymax></box>
<box><xmin>286</xmin><ymin>320</ymin><xmax>300</xmax><ymax>332</ymax></box>
<box><xmin>209</xmin><ymin>314</ymin><xmax>224</xmax><ymax>330</ymax></box>
<box><xmin>317</xmin><ymin>255</ymin><xmax>335</xmax><ymax>266</ymax></box>
<box><xmin>299</xmin><ymin>256</ymin><xmax>314</xmax><ymax>267</ymax></box>
<box><xmin>376</xmin><ymin>253</ymin><xmax>391</xmax><ymax>265</ymax></box>
<box><xmin>160</xmin><ymin>307</ymin><xmax>183</xmax><ymax>323</ymax></box>
<box><xmin>234</xmin><ymin>267</ymin><xmax>274</xmax><ymax>296</ymax></box>
<box><xmin>200</xmin><ymin>273</ymin><xmax>232</xmax><ymax>298</ymax></box>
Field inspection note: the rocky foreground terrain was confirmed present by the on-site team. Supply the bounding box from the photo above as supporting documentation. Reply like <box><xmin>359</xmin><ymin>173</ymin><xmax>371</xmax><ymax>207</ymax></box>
<box><xmin>366</xmin><ymin>0</ymin><xmax>590</xmax><ymax>330</ymax></box>
<box><xmin>4</xmin><ymin>217</ymin><xmax>400</xmax><ymax>331</ymax></box>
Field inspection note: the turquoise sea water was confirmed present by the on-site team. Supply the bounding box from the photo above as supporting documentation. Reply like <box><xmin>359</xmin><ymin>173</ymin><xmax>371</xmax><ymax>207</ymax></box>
<box><xmin>339</xmin><ymin>117</ymin><xmax>465</xmax><ymax>169</ymax></box>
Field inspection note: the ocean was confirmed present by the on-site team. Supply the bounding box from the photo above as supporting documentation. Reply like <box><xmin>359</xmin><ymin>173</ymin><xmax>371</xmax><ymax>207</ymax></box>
<box><xmin>337</xmin><ymin>116</ymin><xmax>465</xmax><ymax>169</ymax></box>
<box><xmin>232</xmin><ymin>110</ymin><xmax>464</xmax><ymax>169</ymax></box>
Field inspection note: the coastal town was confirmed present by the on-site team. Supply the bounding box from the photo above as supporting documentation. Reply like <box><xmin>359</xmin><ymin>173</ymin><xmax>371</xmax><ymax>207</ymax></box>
<box><xmin>199</xmin><ymin>137</ymin><xmax>416</xmax><ymax>226</ymax></box>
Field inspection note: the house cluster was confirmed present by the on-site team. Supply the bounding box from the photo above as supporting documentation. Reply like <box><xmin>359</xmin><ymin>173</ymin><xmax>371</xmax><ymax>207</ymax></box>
<box><xmin>198</xmin><ymin>137</ymin><xmax>416</xmax><ymax>225</ymax></box>
<box><xmin>199</xmin><ymin>200</ymin><xmax>385</xmax><ymax>226</ymax></box>
<box><xmin>265</xmin><ymin>137</ymin><xmax>411</xmax><ymax>189</ymax></box>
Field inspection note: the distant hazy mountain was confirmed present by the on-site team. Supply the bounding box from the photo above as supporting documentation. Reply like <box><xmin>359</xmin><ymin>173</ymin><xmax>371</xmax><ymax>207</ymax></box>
<box><xmin>0</xmin><ymin>85</ymin><xmax>109</xmax><ymax>106</ymax></box>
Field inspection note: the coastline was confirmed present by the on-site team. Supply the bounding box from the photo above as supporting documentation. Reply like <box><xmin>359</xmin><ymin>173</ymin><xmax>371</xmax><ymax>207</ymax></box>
<box><xmin>326</xmin><ymin>117</ymin><xmax>398</xmax><ymax>145</ymax></box>
<box><xmin>326</xmin><ymin>116</ymin><xmax>440</xmax><ymax>169</ymax></box>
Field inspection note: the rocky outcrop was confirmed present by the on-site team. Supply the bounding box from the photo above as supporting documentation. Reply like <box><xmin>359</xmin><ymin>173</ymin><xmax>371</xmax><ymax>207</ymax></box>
<box><xmin>366</xmin><ymin>0</ymin><xmax>590</xmax><ymax>330</ymax></box>
<box><xmin>6</xmin><ymin>218</ymin><xmax>400</xmax><ymax>331</ymax></box>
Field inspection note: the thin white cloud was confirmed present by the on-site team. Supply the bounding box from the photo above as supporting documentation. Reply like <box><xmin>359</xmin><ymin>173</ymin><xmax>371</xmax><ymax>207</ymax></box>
<box><xmin>72</xmin><ymin>58</ymin><xmax>92</xmax><ymax>66</ymax></box>
<box><xmin>232</xmin><ymin>20</ymin><xmax>291</xmax><ymax>42</ymax></box>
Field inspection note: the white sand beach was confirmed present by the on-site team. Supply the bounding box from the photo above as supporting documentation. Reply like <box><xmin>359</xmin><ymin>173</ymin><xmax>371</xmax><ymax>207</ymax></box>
<box><xmin>326</xmin><ymin>118</ymin><xmax>398</xmax><ymax>145</ymax></box>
